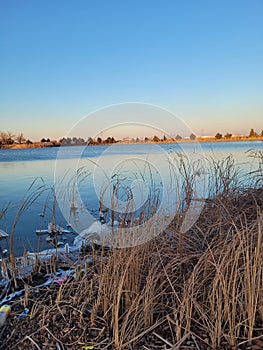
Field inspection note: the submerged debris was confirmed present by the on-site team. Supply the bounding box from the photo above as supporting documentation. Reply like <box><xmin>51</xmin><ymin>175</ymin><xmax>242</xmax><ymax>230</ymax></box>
<box><xmin>36</xmin><ymin>222</ymin><xmax>72</xmax><ymax>235</ymax></box>
<box><xmin>0</xmin><ymin>229</ymin><xmax>8</xmax><ymax>240</ymax></box>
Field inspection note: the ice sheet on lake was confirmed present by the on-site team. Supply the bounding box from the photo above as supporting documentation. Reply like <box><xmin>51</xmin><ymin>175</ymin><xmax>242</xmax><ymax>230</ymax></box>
<box><xmin>73</xmin><ymin>220</ymin><xmax>113</xmax><ymax>247</ymax></box>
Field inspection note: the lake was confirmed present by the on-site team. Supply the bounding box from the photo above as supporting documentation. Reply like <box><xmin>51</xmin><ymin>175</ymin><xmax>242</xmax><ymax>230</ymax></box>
<box><xmin>0</xmin><ymin>140</ymin><xmax>262</xmax><ymax>256</ymax></box>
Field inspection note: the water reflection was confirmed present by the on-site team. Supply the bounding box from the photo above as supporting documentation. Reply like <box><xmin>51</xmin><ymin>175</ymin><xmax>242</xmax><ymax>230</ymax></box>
<box><xmin>0</xmin><ymin>141</ymin><xmax>262</xmax><ymax>255</ymax></box>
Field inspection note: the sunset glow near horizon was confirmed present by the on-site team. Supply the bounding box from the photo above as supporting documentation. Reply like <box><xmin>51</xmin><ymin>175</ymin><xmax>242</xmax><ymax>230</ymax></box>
<box><xmin>0</xmin><ymin>0</ymin><xmax>263</xmax><ymax>142</ymax></box>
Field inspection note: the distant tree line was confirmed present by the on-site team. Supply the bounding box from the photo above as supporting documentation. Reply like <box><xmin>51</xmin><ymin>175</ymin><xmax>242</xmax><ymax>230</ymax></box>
<box><xmin>214</xmin><ymin>128</ymin><xmax>263</xmax><ymax>140</ymax></box>
<box><xmin>1</xmin><ymin>128</ymin><xmax>263</xmax><ymax>147</ymax></box>
<box><xmin>59</xmin><ymin>136</ymin><xmax>118</xmax><ymax>146</ymax></box>
<box><xmin>40</xmin><ymin>129</ymin><xmax>263</xmax><ymax>144</ymax></box>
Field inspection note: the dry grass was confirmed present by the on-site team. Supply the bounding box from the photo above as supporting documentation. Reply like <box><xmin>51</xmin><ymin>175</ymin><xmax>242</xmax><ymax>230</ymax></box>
<box><xmin>1</xmin><ymin>155</ymin><xmax>263</xmax><ymax>349</ymax></box>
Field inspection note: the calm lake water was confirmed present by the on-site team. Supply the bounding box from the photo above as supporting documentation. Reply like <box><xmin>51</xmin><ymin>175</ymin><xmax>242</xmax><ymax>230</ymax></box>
<box><xmin>0</xmin><ymin>141</ymin><xmax>262</xmax><ymax>256</ymax></box>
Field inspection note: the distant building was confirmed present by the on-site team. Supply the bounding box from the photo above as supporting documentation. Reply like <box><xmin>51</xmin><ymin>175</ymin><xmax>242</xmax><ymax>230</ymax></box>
<box><xmin>198</xmin><ymin>135</ymin><xmax>214</xmax><ymax>139</ymax></box>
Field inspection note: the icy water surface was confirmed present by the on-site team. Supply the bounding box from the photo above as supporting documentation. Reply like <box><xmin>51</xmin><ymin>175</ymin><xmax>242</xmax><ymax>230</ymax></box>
<box><xmin>0</xmin><ymin>141</ymin><xmax>262</xmax><ymax>255</ymax></box>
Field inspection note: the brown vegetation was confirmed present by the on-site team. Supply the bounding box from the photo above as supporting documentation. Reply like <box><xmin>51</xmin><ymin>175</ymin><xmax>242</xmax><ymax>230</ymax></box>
<box><xmin>0</xmin><ymin>155</ymin><xmax>262</xmax><ymax>349</ymax></box>
<box><xmin>1</xmin><ymin>188</ymin><xmax>263</xmax><ymax>349</ymax></box>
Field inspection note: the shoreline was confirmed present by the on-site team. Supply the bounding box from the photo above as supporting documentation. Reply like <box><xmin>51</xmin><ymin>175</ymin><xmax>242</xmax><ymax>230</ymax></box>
<box><xmin>0</xmin><ymin>186</ymin><xmax>262</xmax><ymax>349</ymax></box>
<box><xmin>1</xmin><ymin>136</ymin><xmax>263</xmax><ymax>150</ymax></box>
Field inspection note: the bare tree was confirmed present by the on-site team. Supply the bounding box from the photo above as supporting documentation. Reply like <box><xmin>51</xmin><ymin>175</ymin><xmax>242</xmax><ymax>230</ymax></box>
<box><xmin>175</xmin><ymin>134</ymin><xmax>182</xmax><ymax>141</ymax></box>
<box><xmin>215</xmin><ymin>132</ymin><xmax>223</xmax><ymax>140</ymax></box>
<box><xmin>249</xmin><ymin>128</ymin><xmax>257</xmax><ymax>137</ymax></box>
<box><xmin>87</xmin><ymin>137</ymin><xmax>94</xmax><ymax>145</ymax></box>
<box><xmin>16</xmin><ymin>132</ymin><xmax>25</xmax><ymax>144</ymax></box>
<box><xmin>0</xmin><ymin>131</ymin><xmax>15</xmax><ymax>145</ymax></box>
<box><xmin>224</xmin><ymin>132</ymin><xmax>232</xmax><ymax>139</ymax></box>
<box><xmin>6</xmin><ymin>131</ymin><xmax>15</xmax><ymax>144</ymax></box>
<box><xmin>0</xmin><ymin>131</ymin><xmax>6</xmax><ymax>144</ymax></box>
<box><xmin>152</xmin><ymin>135</ymin><xmax>160</xmax><ymax>142</ymax></box>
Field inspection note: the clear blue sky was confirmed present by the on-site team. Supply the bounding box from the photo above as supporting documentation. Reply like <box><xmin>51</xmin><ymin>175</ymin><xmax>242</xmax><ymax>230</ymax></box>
<box><xmin>0</xmin><ymin>0</ymin><xmax>262</xmax><ymax>141</ymax></box>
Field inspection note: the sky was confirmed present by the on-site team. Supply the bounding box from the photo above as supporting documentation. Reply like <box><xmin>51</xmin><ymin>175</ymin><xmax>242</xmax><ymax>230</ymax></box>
<box><xmin>0</xmin><ymin>0</ymin><xmax>263</xmax><ymax>141</ymax></box>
